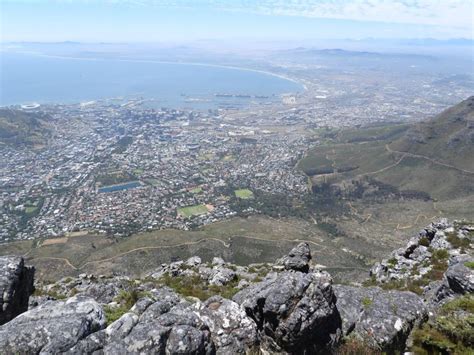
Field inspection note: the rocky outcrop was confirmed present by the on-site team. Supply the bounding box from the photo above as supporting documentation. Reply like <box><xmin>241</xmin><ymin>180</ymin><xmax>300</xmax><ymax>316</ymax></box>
<box><xmin>428</xmin><ymin>254</ymin><xmax>474</xmax><ymax>306</ymax></box>
<box><xmin>370</xmin><ymin>220</ymin><xmax>472</xmax><ymax>295</ymax></box>
<box><xmin>194</xmin><ymin>296</ymin><xmax>258</xmax><ymax>354</ymax></box>
<box><xmin>275</xmin><ymin>242</ymin><xmax>312</xmax><ymax>272</ymax></box>
<box><xmin>0</xmin><ymin>223</ymin><xmax>471</xmax><ymax>354</ymax></box>
<box><xmin>0</xmin><ymin>256</ymin><xmax>34</xmax><ymax>325</ymax></box>
<box><xmin>0</xmin><ymin>295</ymin><xmax>106</xmax><ymax>353</ymax></box>
<box><xmin>334</xmin><ymin>285</ymin><xmax>427</xmax><ymax>351</ymax></box>
<box><xmin>233</xmin><ymin>269</ymin><xmax>341</xmax><ymax>353</ymax></box>
<box><xmin>444</xmin><ymin>255</ymin><xmax>474</xmax><ymax>295</ymax></box>
<box><xmin>104</xmin><ymin>301</ymin><xmax>214</xmax><ymax>354</ymax></box>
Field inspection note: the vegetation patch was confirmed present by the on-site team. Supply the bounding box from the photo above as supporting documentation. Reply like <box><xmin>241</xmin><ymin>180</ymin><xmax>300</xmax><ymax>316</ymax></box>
<box><xmin>190</xmin><ymin>187</ymin><xmax>203</xmax><ymax>194</ymax></box>
<box><xmin>177</xmin><ymin>204</ymin><xmax>210</xmax><ymax>218</ymax></box>
<box><xmin>336</xmin><ymin>335</ymin><xmax>381</xmax><ymax>355</ymax></box>
<box><xmin>154</xmin><ymin>274</ymin><xmax>240</xmax><ymax>301</ymax></box>
<box><xmin>234</xmin><ymin>189</ymin><xmax>254</xmax><ymax>199</ymax></box>
<box><xmin>96</xmin><ymin>170</ymin><xmax>137</xmax><ymax>187</ymax></box>
<box><xmin>361</xmin><ymin>297</ymin><xmax>373</xmax><ymax>308</ymax></box>
<box><xmin>104</xmin><ymin>289</ymin><xmax>141</xmax><ymax>325</ymax></box>
<box><xmin>464</xmin><ymin>261</ymin><xmax>474</xmax><ymax>269</ymax></box>
<box><xmin>412</xmin><ymin>295</ymin><xmax>474</xmax><ymax>354</ymax></box>
<box><xmin>446</xmin><ymin>232</ymin><xmax>471</xmax><ymax>250</ymax></box>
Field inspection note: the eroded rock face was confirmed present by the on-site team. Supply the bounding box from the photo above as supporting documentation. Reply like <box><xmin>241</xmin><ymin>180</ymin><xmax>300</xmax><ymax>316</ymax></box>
<box><xmin>429</xmin><ymin>255</ymin><xmax>474</xmax><ymax>305</ymax></box>
<box><xmin>370</xmin><ymin>220</ymin><xmax>473</xmax><ymax>287</ymax></box>
<box><xmin>233</xmin><ymin>270</ymin><xmax>341</xmax><ymax>353</ymax></box>
<box><xmin>104</xmin><ymin>300</ymin><xmax>214</xmax><ymax>354</ymax></box>
<box><xmin>0</xmin><ymin>295</ymin><xmax>106</xmax><ymax>354</ymax></box>
<box><xmin>276</xmin><ymin>242</ymin><xmax>312</xmax><ymax>272</ymax></box>
<box><xmin>334</xmin><ymin>285</ymin><xmax>427</xmax><ymax>352</ymax></box>
<box><xmin>444</xmin><ymin>255</ymin><xmax>474</xmax><ymax>295</ymax></box>
<box><xmin>0</xmin><ymin>256</ymin><xmax>34</xmax><ymax>325</ymax></box>
<box><xmin>194</xmin><ymin>296</ymin><xmax>258</xmax><ymax>354</ymax></box>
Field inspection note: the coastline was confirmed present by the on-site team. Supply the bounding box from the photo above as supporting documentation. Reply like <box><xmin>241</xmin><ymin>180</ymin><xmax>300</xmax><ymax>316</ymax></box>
<box><xmin>6</xmin><ymin>50</ymin><xmax>308</xmax><ymax>92</ymax></box>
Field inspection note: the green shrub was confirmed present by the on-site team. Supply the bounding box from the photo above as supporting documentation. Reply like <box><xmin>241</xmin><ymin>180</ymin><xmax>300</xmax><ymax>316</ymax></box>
<box><xmin>446</xmin><ymin>233</ymin><xmax>471</xmax><ymax>249</ymax></box>
<box><xmin>432</xmin><ymin>249</ymin><xmax>449</xmax><ymax>261</ymax></box>
<box><xmin>419</xmin><ymin>237</ymin><xmax>430</xmax><ymax>247</ymax></box>
<box><xmin>104</xmin><ymin>304</ymin><xmax>129</xmax><ymax>324</ymax></box>
<box><xmin>464</xmin><ymin>261</ymin><xmax>474</xmax><ymax>270</ymax></box>
<box><xmin>387</xmin><ymin>258</ymin><xmax>397</xmax><ymax>268</ymax></box>
<box><xmin>155</xmin><ymin>274</ymin><xmax>240</xmax><ymax>301</ymax></box>
<box><xmin>361</xmin><ymin>297</ymin><xmax>373</xmax><ymax>308</ymax></box>
<box><xmin>412</xmin><ymin>295</ymin><xmax>474</xmax><ymax>354</ymax></box>
<box><xmin>336</xmin><ymin>336</ymin><xmax>381</xmax><ymax>355</ymax></box>
<box><xmin>362</xmin><ymin>275</ymin><xmax>377</xmax><ymax>287</ymax></box>
<box><xmin>115</xmin><ymin>289</ymin><xmax>140</xmax><ymax>309</ymax></box>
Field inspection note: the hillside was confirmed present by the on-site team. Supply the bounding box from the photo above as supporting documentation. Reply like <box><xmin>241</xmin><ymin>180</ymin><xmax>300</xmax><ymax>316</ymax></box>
<box><xmin>0</xmin><ymin>108</ymin><xmax>52</xmax><ymax>148</ymax></box>
<box><xmin>297</xmin><ymin>98</ymin><xmax>474</xmax><ymax>231</ymax></box>
<box><xmin>391</xmin><ymin>95</ymin><xmax>474</xmax><ymax>170</ymax></box>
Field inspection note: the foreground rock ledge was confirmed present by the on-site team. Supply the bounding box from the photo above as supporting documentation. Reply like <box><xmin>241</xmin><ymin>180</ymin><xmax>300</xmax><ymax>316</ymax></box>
<box><xmin>0</xmin><ymin>222</ymin><xmax>472</xmax><ymax>354</ymax></box>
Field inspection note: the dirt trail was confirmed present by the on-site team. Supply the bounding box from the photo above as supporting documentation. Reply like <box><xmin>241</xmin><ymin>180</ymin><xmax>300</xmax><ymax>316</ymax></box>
<box><xmin>26</xmin><ymin>233</ymin><xmax>330</xmax><ymax>270</ymax></box>
<box><xmin>385</xmin><ymin>144</ymin><xmax>474</xmax><ymax>175</ymax></box>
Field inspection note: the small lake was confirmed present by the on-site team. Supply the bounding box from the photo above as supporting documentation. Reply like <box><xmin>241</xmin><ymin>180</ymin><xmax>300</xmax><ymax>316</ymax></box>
<box><xmin>98</xmin><ymin>181</ymin><xmax>142</xmax><ymax>193</ymax></box>
<box><xmin>0</xmin><ymin>52</ymin><xmax>303</xmax><ymax>110</ymax></box>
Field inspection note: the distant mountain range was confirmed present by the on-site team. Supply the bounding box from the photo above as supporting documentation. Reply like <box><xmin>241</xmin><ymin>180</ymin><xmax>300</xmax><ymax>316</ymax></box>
<box><xmin>282</xmin><ymin>47</ymin><xmax>434</xmax><ymax>59</ymax></box>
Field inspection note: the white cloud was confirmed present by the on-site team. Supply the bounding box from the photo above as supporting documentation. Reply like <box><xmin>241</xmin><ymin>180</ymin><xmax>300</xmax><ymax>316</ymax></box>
<box><xmin>6</xmin><ymin>0</ymin><xmax>473</xmax><ymax>36</ymax></box>
<box><xmin>211</xmin><ymin>0</ymin><xmax>473</xmax><ymax>30</ymax></box>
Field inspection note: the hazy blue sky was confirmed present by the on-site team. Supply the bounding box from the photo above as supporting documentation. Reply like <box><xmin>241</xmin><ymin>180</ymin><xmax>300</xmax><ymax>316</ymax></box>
<box><xmin>1</xmin><ymin>0</ymin><xmax>473</xmax><ymax>42</ymax></box>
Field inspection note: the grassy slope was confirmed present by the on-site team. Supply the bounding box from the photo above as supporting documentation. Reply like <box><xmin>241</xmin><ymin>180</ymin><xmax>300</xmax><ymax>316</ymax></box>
<box><xmin>0</xmin><ymin>216</ymin><xmax>376</xmax><ymax>282</ymax></box>
<box><xmin>298</xmin><ymin>97</ymin><xmax>474</xmax><ymax>203</ymax></box>
<box><xmin>0</xmin><ymin>108</ymin><xmax>51</xmax><ymax>147</ymax></box>
<box><xmin>391</xmin><ymin>96</ymin><xmax>474</xmax><ymax>169</ymax></box>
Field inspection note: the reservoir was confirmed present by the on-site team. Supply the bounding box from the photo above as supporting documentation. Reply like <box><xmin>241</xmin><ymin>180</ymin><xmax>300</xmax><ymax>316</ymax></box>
<box><xmin>98</xmin><ymin>181</ymin><xmax>142</xmax><ymax>193</ymax></box>
<box><xmin>0</xmin><ymin>52</ymin><xmax>303</xmax><ymax>110</ymax></box>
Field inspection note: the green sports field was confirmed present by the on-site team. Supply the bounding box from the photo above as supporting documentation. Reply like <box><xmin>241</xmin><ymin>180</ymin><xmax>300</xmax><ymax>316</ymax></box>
<box><xmin>234</xmin><ymin>189</ymin><xmax>254</xmax><ymax>199</ymax></box>
<box><xmin>177</xmin><ymin>204</ymin><xmax>209</xmax><ymax>217</ymax></box>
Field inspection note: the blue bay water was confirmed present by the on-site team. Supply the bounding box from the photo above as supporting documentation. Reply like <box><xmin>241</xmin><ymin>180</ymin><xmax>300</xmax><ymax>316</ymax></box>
<box><xmin>0</xmin><ymin>52</ymin><xmax>302</xmax><ymax>109</ymax></box>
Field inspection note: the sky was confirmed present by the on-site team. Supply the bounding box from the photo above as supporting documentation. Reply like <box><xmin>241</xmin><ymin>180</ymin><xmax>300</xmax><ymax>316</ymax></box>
<box><xmin>1</xmin><ymin>0</ymin><xmax>473</xmax><ymax>43</ymax></box>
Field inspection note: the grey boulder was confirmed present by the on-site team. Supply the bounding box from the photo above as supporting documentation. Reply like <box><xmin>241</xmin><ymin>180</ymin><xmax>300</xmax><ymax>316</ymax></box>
<box><xmin>0</xmin><ymin>295</ymin><xmax>106</xmax><ymax>354</ymax></box>
<box><xmin>194</xmin><ymin>296</ymin><xmax>258</xmax><ymax>354</ymax></box>
<box><xmin>334</xmin><ymin>285</ymin><xmax>427</xmax><ymax>352</ymax></box>
<box><xmin>276</xmin><ymin>242</ymin><xmax>312</xmax><ymax>272</ymax></box>
<box><xmin>233</xmin><ymin>270</ymin><xmax>341</xmax><ymax>353</ymax></box>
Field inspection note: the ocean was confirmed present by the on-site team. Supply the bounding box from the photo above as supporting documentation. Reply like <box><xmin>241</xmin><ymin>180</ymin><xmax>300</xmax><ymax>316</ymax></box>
<box><xmin>0</xmin><ymin>52</ymin><xmax>302</xmax><ymax>110</ymax></box>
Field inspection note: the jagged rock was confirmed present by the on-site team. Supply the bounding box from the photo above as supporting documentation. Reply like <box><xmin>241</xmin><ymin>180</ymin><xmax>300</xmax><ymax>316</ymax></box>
<box><xmin>233</xmin><ymin>270</ymin><xmax>341</xmax><ymax>352</ymax></box>
<box><xmin>430</xmin><ymin>231</ymin><xmax>451</xmax><ymax>250</ymax></box>
<box><xmin>370</xmin><ymin>220</ymin><xmax>472</xmax><ymax>285</ymax></box>
<box><xmin>0</xmin><ymin>256</ymin><xmax>35</xmax><ymax>325</ymax></box>
<box><xmin>66</xmin><ymin>296</ymin><xmax>156</xmax><ymax>353</ymax></box>
<box><xmin>186</xmin><ymin>256</ymin><xmax>202</xmax><ymax>267</ymax></box>
<box><xmin>102</xmin><ymin>288</ymin><xmax>214</xmax><ymax>354</ymax></box>
<box><xmin>194</xmin><ymin>296</ymin><xmax>258</xmax><ymax>354</ymax></box>
<box><xmin>104</xmin><ymin>302</ymin><xmax>214</xmax><ymax>354</ymax></box>
<box><xmin>212</xmin><ymin>257</ymin><xmax>225</xmax><ymax>266</ymax></box>
<box><xmin>208</xmin><ymin>267</ymin><xmax>236</xmax><ymax>286</ymax></box>
<box><xmin>0</xmin><ymin>295</ymin><xmax>106</xmax><ymax>353</ymax></box>
<box><xmin>334</xmin><ymin>285</ymin><xmax>427</xmax><ymax>351</ymax></box>
<box><xmin>28</xmin><ymin>294</ymin><xmax>55</xmax><ymax>309</ymax></box>
<box><xmin>64</xmin><ymin>330</ymin><xmax>108</xmax><ymax>354</ymax></box>
<box><xmin>276</xmin><ymin>242</ymin><xmax>312</xmax><ymax>272</ymax></box>
<box><xmin>410</xmin><ymin>245</ymin><xmax>431</xmax><ymax>263</ymax></box>
<box><xmin>429</xmin><ymin>255</ymin><xmax>474</xmax><ymax>305</ymax></box>
<box><xmin>445</xmin><ymin>256</ymin><xmax>474</xmax><ymax>294</ymax></box>
<box><xmin>137</xmin><ymin>287</ymin><xmax>183</xmax><ymax>323</ymax></box>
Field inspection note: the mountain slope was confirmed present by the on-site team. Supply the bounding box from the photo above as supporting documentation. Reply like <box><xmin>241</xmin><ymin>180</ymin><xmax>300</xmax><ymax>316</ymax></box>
<box><xmin>391</xmin><ymin>95</ymin><xmax>474</xmax><ymax>170</ymax></box>
<box><xmin>0</xmin><ymin>108</ymin><xmax>52</xmax><ymax>148</ymax></box>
